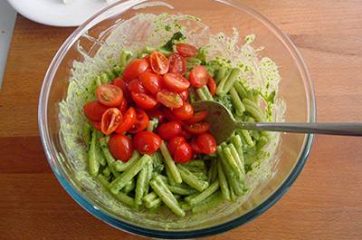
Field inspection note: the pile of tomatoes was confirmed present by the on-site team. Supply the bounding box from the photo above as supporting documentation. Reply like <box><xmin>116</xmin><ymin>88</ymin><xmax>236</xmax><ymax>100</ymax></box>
<box><xmin>83</xmin><ymin>43</ymin><xmax>217</xmax><ymax>164</ymax></box>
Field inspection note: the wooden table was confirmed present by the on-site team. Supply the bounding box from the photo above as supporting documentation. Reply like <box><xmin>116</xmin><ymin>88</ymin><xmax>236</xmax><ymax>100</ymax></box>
<box><xmin>1</xmin><ymin>1</ymin><xmax>362</xmax><ymax>239</ymax></box>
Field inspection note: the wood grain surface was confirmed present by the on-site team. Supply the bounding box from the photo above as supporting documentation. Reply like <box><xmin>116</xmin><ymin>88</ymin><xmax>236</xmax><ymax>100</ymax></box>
<box><xmin>1</xmin><ymin>1</ymin><xmax>362</xmax><ymax>239</ymax></box>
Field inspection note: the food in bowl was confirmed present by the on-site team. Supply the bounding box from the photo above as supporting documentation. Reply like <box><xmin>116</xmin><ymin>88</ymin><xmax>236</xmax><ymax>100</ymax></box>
<box><xmin>59</xmin><ymin>13</ymin><xmax>284</xmax><ymax>225</ymax></box>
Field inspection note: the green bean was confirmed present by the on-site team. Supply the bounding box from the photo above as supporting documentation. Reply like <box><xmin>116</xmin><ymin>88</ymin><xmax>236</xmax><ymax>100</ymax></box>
<box><xmin>145</xmin><ymin>197</ymin><xmax>162</xmax><ymax>209</ymax></box>
<box><xmin>243</xmin><ymin>98</ymin><xmax>265</xmax><ymax>122</ymax></box>
<box><xmin>177</xmin><ymin>165</ymin><xmax>209</xmax><ymax>192</ymax></box>
<box><xmin>207</xmin><ymin>159</ymin><xmax>218</xmax><ymax>183</ymax></box>
<box><xmin>188</xmin><ymin>181</ymin><xmax>220</xmax><ymax>206</ymax></box>
<box><xmin>165</xmin><ymin>165</ymin><xmax>177</xmax><ymax>186</ymax></box>
<box><xmin>186</xmin><ymin>57</ymin><xmax>202</xmax><ymax>70</ymax></box>
<box><xmin>147</xmin><ymin>118</ymin><xmax>159</xmax><ymax>131</ymax></box>
<box><xmin>88</xmin><ymin>130</ymin><xmax>99</xmax><ymax>177</ymax></box>
<box><xmin>228</xmin><ymin>144</ymin><xmax>245</xmax><ymax>176</ymax></box>
<box><xmin>192</xmin><ymin>192</ymin><xmax>223</xmax><ymax>214</ymax></box>
<box><xmin>230</xmin><ymin>87</ymin><xmax>245</xmax><ymax>116</ymax></box>
<box><xmin>82</xmin><ymin>123</ymin><xmax>92</xmax><ymax>148</ymax></box>
<box><xmin>112</xmin><ymin>151</ymin><xmax>141</xmax><ymax>172</ymax></box>
<box><xmin>192</xmin><ymin>171</ymin><xmax>208</xmax><ymax>181</ymax></box>
<box><xmin>160</xmin><ymin>142</ymin><xmax>182</xmax><ymax>184</ymax></box>
<box><xmin>200</xmin><ymin>85</ymin><xmax>213</xmax><ymax>100</ymax></box>
<box><xmin>151</xmin><ymin>151</ymin><xmax>164</xmax><ymax>175</ymax></box>
<box><xmin>150</xmin><ymin>175</ymin><xmax>185</xmax><ymax>217</ymax></box>
<box><xmin>168</xmin><ymin>184</ymin><xmax>198</xmax><ymax>196</ymax></box>
<box><xmin>230</xmin><ymin>187</ymin><xmax>237</xmax><ymax>201</ymax></box>
<box><xmin>143</xmin><ymin>192</ymin><xmax>158</xmax><ymax>202</ymax></box>
<box><xmin>145</xmin><ymin>161</ymin><xmax>153</xmax><ymax>194</ymax></box>
<box><xmin>112</xmin><ymin>65</ymin><xmax>122</xmax><ymax>76</ymax></box>
<box><xmin>180</xmin><ymin>201</ymin><xmax>192</xmax><ymax>211</ymax></box>
<box><xmin>109</xmin><ymin>154</ymin><xmax>152</xmax><ymax>194</ymax></box>
<box><xmin>222</xmin><ymin>146</ymin><xmax>242</xmax><ymax>177</ymax></box>
<box><xmin>106</xmin><ymin>70</ymin><xmax>116</xmax><ymax>81</ymax></box>
<box><xmin>122</xmin><ymin>179</ymin><xmax>135</xmax><ymax>194</ymax></box>
<box><xmin>241</xmin><ymin>129</ymin><xmax>255</xmax><ymax>147</ymax></box>
<box><xmin>97</xmin><ymin>174</ymin><xmax>110</xmax><ymax>188</ymax></box>
<box><xmin>196</xmin><ymin>87</ymin><xmax>208</xmax><ymax>101</ymax></box>
<box><xmin>257</xmin><ymin>135</ymin><xmax>269</xmax><ymax>149</ymax></box>
<box><xmin>100</xmin><ymin>72</ymin><xmax>110</xmax><ymax>84</ymax></box>
<box><xmin>215</xmin><ymin>68</ymin><xmax>230</xmax><ymax>84</ymax></box>
<box><xmin>184</xmin><ymin>160</ymin><xmax>206</xmax><ymax>169</ymax></box>
<box><xmin>102</xmin><ymin>167</ymin><xmax>111</xmax><ymax>178</ymax></box>
<box><xmin>114</xmin><ymin>192</ymin><xmax>135</xmax><ymax>207</ymax></box>
<box><xmin>135</xmin><ymin>163</ymin><xmax>149</xmax><ymax>205</ymax></box>
<box><xmin>120</xmin><ymin>50</ymin><xmax>133</xmax><ymax>67</ymax></box>
<box><xmin>99</xmin><ymin>138</ymin><xmax>120</xmax><ymax>177</ymax></box>
<box><xmin>188</xmin><ymin>88</ymin><xmax>197</xmax><ymax>103</ymax></box>
<box><xmin>234</xmin><ymin>81</ymin><xmax>248</xmax><ymax>98</ymax></box>
<box><xmin>222</xmin><ymin>68</ymin><xmax>241</xmax><ymax>94</ymax></box>
<box><xmin>217</xmin><ymin>146</ymin><xmax>243</xmax><ymax>196</ymax></box>
<box><xmin>217</xmin><ymin>161</ymin><xmax>230</xmax><ymax>200</ymax></box>
<box><xmin>95</xmin><ymin>75</ymin><xmax>102</xmax><ymax>87</ymax></box>
<box><xmin>231</xmin><ymin>135</ymin><xmax>244</xmax><ymax>158</ymax></box>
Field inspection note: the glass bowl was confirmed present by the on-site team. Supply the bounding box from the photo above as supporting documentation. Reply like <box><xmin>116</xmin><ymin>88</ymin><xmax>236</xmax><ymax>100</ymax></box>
<box><xmin>38</xmin><ymin>0</ymin><xmax>315</xmax><ymax>238</ymax></box>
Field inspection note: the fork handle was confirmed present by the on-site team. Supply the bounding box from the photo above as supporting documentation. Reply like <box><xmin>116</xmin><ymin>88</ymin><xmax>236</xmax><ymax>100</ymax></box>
<box><xmin>235</xmin><ymin>122</ymin><xmax>362</xmax><ymax>136</ymax></box>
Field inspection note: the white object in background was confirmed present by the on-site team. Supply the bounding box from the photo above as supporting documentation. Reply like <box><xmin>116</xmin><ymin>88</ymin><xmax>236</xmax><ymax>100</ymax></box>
<box><xmin>0</xmin><ymin>0</ymin><xmax>17</xmax><ymax>88</ymax></box>
<box><xmin>6</xmin><ymin>0</ymin><xmax>114</xmax><ymax>27</ymax></box>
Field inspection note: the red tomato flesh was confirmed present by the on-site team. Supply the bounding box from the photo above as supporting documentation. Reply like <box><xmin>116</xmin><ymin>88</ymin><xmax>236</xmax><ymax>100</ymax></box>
<box><xmin>176</xmin><ymin>43</ymin><xmax>198</xmax><ymax>57</ymax></box>
<box><xmin>150</xmin><ymin>51</ymin><xmax>169</xmax><ymax>75</ymax></box>
<box><xmin>108</xmin><ymin>134</ymin><xmax>134</xmax><ymax>162</ymax></box>
<box><xmin>96</xmin><ymin>84</ymin><xmax>123</xmax><ymax>107</ymax></box>
<box><xmin>156</xmin><ymin>90</ymin><xmax>183</xmax><ymax>109</ymax></box>
<box><xmin>184</xmin><ymin>122</ymin><xmax>210</xmax><ymax>135</ymax></box>
<box><xmin>189</xmin><ymin>66</ymin><xmax>209</xmax><ymax>88</ymax></box>
<box><xmin>131</xmin><ymin>92</ymin><xmax>157</xmax><ymax>110</ymax></box>
<box><xmin>168</xmin><ymin>53</ymin><xmax>186</xmax><ymax>74</ymax></box>
<box><xmin>83</xmin><ymin>101</ymin><xmax>109</xmax><ymax>121</ymax></box>
<box><xmin>157</xmin><ymin>121</ymin><xmax>182</xmax><ymax>140</ymax></box>
<box><xmin>133</xmin><ymin>131</ymin><xmax>162</xmax><ymax>155</ymax></box>
<box><xmin>116</xmin><ymin>107</ymin><xmax>136</xmax><ymax>134</ymax></box>
<box><xmin>163</xmin><ymin>73</ymin><xmax>190</xmax><ymax>93</ymax></box>
<box><xmin>100</xmin><ymin>108</ymin><xmax>122</xmax><ymax>135</ymax></box>
<box><xmin>129</xmin><ymin>109</ymin><xmax>149</xmax><ymax>133</ymax></box>
<box><xmin>185</xmin><ymin>111</ymin><xmax>208</xmax><ymax>124</ymax></box>
<box><xmin>123</xmin><ymin>59</ymin><xmax>149</xmax><ymax>81</ymax></box>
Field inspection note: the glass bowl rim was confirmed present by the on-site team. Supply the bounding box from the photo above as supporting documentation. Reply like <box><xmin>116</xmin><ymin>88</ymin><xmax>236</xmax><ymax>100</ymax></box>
<box><xmin>38</xmin><ymin>0</ymin><xmax>316</xmax><ymax>238</ymax></box>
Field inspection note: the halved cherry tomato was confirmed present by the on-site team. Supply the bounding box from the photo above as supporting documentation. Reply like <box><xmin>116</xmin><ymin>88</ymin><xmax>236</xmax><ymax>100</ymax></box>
<box><xmin>163</xmin><ymin>73</ymin><xmax>190</xmax><ymax>93</ymax></box>
<box><xmin>207</xmin><ymin>77</ymin><xmax>217</xmax><ymax>96</ymax></box>
<box><xmin>116</xmin><ymin>107</ymin><xmax>136</xmax><ymax>134</ymax></box>
<box><xmin>96</xmin><ymin>84</ymin><xmax>123</xmax><ymax>107</ymax></box>
<box><xmin>176</xmin><ymin>43</ymin><xmax>198</xmax><ymax>57</ymax></box>
<box><xmin>100</xmin><ymin>108</ymin><xmax>122</xmax><ymax>135</ymax></box>
<box><xmin>172</xmin><ymin>103</ymin><xmax>194</xmax><ymax>121</ymax></box>
<box><xmin>161</xmin><ymin>107</ymin><xmax>179</xmax><ymax>122</ymax></box>
<box><xmin>139</xmin><ymin>72</ymin><xmax>162</xmax><ymax>95</ymax></box>
<box><xmin>190</xmin><ymin>138</ymin><xmax>202</xmax><ymax>154</ymax></box>
<box><xmin>119</xmin><ymin>99</ymin><xmax>128</xmax><ymax>114</ymax></box>
<box><xmin>168</xmin><ymin>136</ymin><xmax>186</xmax><ymax>154</ymax></box>
<box><xmin>133</xmin><ymin>131</ymin><xmax>162</xmax><ymax>155</ymax></box>
<box><xmin>184</xmin><ymin>122</ymin><xmax>210</xmax><ymax>135</ymax></box>
<box><xmin>156</xmin><ymin>90</ymin><xmax>183</xmax><ymax>109</ymax></box>
<box><xmin>108</xmin><ymin>134</ymin><xmax>133</xmax><ymax>162</ymax></box>
<box><xmin>83</xmin><ymin>101</ymin><xmax>109</xmax><ymax>121</ymax></box>
<box><xmin>123</xmin><ymin>59</ymin><xmax>149</xmax><ymax>81</ymax></box>
<box><xmin>129</xmin><ymin>109</ymin><xmax>149</xmax><ymax>133</ymax></box>
<box><xmin>131</xmin><ymin>92</ymin><xmax>157</xmax><ymax>110</ymax></box>
<box><xmin>157</xmin><ymin>121</ymin><xmax>182</xmax><ymax>140</ymax></box>
<box><xmin>169</xmin><ymin>53</ymin><xmax>186</xmax><ymax>74</ymax></box>
<box><xmin>150</xmin><ymin>51</ymin><xmax>169</xmax><ymax>75</ymax></box>
<box><xmin>185</xmin><ymin>111</ymin><xmax>208</xmax><ymax>124</ymax></box>
<box><xmin>128</xmin><ymin>79</ymin><xmax>145</xmax><ymax>93</ymax></box>
<box><xmin>173</xmin><ymin>142</ymin><xmax>193</xmax><ymax>163</ymax></box>
<box><xmin>189</xmin><ymin>66</ymin><xmax>209</xmax><ymax>88</ymax></box>
<box><xmin>179</xmin><ymin>90</ymin><xmax>189</xmax><ymax>101</ymax></box>
<box><xmin>196</xmin><ymin>133</ymin><xmax>216</xmax><ymax>154</ymax></box>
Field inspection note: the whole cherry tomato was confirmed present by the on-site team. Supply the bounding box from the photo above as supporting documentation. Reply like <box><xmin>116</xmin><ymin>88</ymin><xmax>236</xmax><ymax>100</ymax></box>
<box><xmin>108</xmin><ymin>134</ymin><xmax>133</xmax><ymax>162</ymax></box>
<box><xmin>163</xmin><ymin>73</ymin><xmax>190</xmax><ymax>93</ymax></box>
<box><xmin>83</xmin><ymin>101</ymin><xmax>109</xmax><ymax>121</ymax></box>
<box><xmin>173</xmin><ymin>142</ymin><xmax>193</xmax><ymax>163</ymax></box>
<box><xmin>139</xmin><ymin>72</ymin><xmax>162</xmax><ymax>95</ymax></box>
<box><xmin>123</xmin><ymin>59</ymin><xmax>149</xmax><ymax>81</ymax></box>
<box><xmin>196</xmin><ymin>133</ymin><xmax>217</xmax><ymax>154</ymax></box>
<box><xmin>172</xmin><ymin>103</ymin><xmax>194</xmax><ymax>121</ymax></box>
<box><xmin>167</xmin><ymin>136</ymin><xmax>186</xmax><ymax>154</ymax></box>
<box><xmin>133</xmin><ymin>131</ymin><xmax>162</xmax><ymax>155</ymax></box>
<box><xmin>157</xmin><ymin>121</ymin><xmax>182</xmax><ymax>140</ymax></box>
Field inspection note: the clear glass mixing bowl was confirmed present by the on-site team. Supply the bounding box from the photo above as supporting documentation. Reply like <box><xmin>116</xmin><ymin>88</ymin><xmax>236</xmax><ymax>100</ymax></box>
<box><xmin>38</xmin><ymin>0</ymin><xmax>315</xmax><ymax>238</ymax></box>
